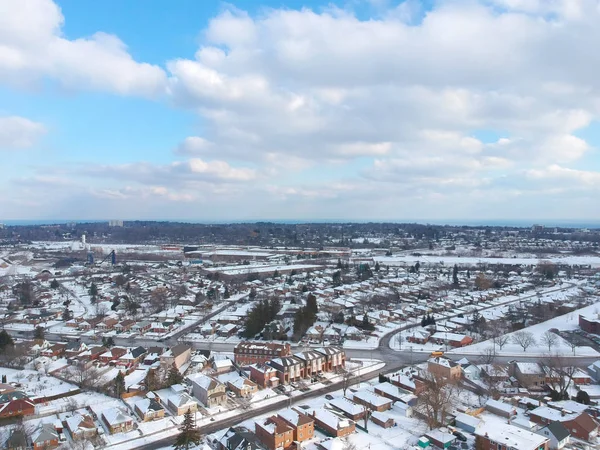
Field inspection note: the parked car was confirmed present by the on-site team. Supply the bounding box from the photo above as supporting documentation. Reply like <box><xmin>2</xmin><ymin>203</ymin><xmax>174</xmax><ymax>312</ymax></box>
<box><xmin>453</xmin><ymin>431</ymin><xmax>467</xmax><ymax>442</ymax></box>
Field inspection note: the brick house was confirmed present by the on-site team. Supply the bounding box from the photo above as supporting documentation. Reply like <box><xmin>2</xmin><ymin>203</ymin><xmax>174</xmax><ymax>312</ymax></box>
<box><xmin>40</xmin><ymin>343</ymin><xmax>66</xmax><ymax>358</ymax></box>
<box><xmin>269</xmin><ymin>356</ymin><xmax>305</xmax><ymax>384</ymax></box>
<box><xmin>352</xmin><ymin>390</ymin><xmax>392</xmax><ymax>412</ymax></box>
<box><xmin>329</xmin><ymin>397</ymin><xmax>366</xmax><ymax>420</ymax></box>
<box><xmin>529</xmin><ymin>407</ymin><xmax>599</xmax><ymax>442</ymax></box>
<box><xmin>406</xmin><ymin>329</ymin><xmax>430</xmax><ymax>345</ymax></box>
<box><xmin>249</xmin><ymin>363</ymin><xmax>280</xmax><ymax>388</ymax></box>
<box><xmin>278</xmin><ymin>408</ymin><xmax>315</xmax><ymax>443</ymax></box>
<box><xmin>430</xmin><ymin>332</ymin><xmax>473</xmax><ymax>348</ymax></box>
<box><xmin>293</xmin><ymin>351</ymin><xmax>326</xmax><ymax>377</ymax></box>
<box><xmin>99</xmin><ymin>347</ymin><xmax>128</xmax><ymax>364</ymax></box>
<box><xmin>427</xmin><ymin>357</ymin><xmax>462</xmax><ymax>380</ymax></box>
<box><xmin>101</xmin><ymin>408</ymin><xmax>135</xmax><ymax>434</ymax></box>
<box><xmin>0</xmin><ymin>398</ymin><xmax>36</xmax><ymax>419</ymax></box>
<box><xmin>579</xmin><ymin>315</ymin><xmax>600</xmax><ymax>334</ymax></box>
<box><xmin>389</xmin><ymin>373</ymin><xmax>426</xmax><ymax>395</ymax></box>
<box><xmin>255</xmin><ymin>416</ymin><xmax>294</xmax><ymax>450</ymax></box>
<box><xmin>234</xmin><ymin>342</ymin><xmax>292</xmax><ymax>366</ymax></box>
<box><xmin>314</xmin><ymin>347</ymin><xmax>345</xmax><ymax>372</ymax></box>
<box><xmin>32</xmin><ymin>424</ymin><xmax>59</xmax><ymax>450</ymax></box>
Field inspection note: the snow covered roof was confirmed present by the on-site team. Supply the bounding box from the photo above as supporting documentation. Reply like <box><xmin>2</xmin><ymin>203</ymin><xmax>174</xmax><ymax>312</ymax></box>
<box><xmin>476</xmin><ymin>423</ymin><xmax>548</xmax><ymax>448</ymax></box>
<box><xmin>330</xmin><ymin>397</ymin><xmax>365</xmax><ymax>415</ymax></box>
<box><xmin>353</xmin><ymin>390</ymin><xmax>391</xmax><ymax>408</ymax></box>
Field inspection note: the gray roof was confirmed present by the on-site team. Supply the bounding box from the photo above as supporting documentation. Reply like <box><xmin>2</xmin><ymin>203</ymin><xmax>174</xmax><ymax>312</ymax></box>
<box><xmin>545</xmin><ymin>421</ymin><xmax>570</xmax><ymax>441</ymax></box>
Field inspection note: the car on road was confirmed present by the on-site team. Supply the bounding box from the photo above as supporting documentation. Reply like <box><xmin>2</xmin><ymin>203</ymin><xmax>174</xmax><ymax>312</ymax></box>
<box><xmin>325</xmin><ymin>394</ymin><xmax>334</xmax><ymax>400</ymax></box>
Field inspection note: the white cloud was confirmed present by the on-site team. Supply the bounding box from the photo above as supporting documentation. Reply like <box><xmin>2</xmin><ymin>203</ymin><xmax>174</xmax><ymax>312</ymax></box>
<box><xmin>0</xmin><ymin>116</ymin><xmax>46</xmax><ymax>149</ymax></box>
<box><xmin>0</xmin><ymin>0</ymin><xmax>167</xmax><ymax>96</ymax></box>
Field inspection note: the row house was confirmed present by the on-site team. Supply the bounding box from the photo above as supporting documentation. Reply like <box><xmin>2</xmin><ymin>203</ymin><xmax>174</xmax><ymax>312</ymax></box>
<box><xmin>269</xmin><ymin>356</ymin><xmax>305</xmax><ymax>384</ymax></box>
<box><xmin>293</xmin><ymin>351</ymin><xmax>326</xmax><ymax>377</ymax></box>
<box><xmin>313</xmin><ymin>347</ymin><xmax>345</xmax><ymax>372</ymax></box>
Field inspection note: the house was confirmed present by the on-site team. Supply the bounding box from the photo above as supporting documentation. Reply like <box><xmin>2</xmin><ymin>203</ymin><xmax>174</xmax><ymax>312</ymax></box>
<box><xmin>314</xmin><ymin>347</ymin><xmax>346</xmax><ymax>372</ymax></box>
<box><xmin>131</xmin><ymin>320</ymin><xmax>152</xmax><ymax>334</ymax></box>
<box><xmin>249</xmin><ymin>363</ymin><xmax>280</xmax><ymax>388</ymax></box>
<box><xmin>425</xmin><ymin>429</ymin><xmax>456</xmax><ymax>449</ymax></box>
<box><xmin>0</xmin><ymin>398</ymin><xmax>36</xmax><ymax>419</ymax></box>
<box><xmin>227</xmin><ymin>377</ymin><xmax>258</xmax><ymax>398</ymax></box>
<box><xmin>587</xmin><ymin>360</ymin><xmax>600</xmax><ymax>382</ymax></box>
<box><xmin>371</xmin><ymin>411</ymin><xmax>394</xmax><ymax>428</ymax></box>
<box><xmin>167</xmin><ymin>392</ymin><xmax>198</xmax><ymax>416</ymax></box>
<box><xmin>40</xmin><ymin>343</ymin><xmax>66</xmax><ymax>358</ymax></box>
<box><xmin>65</xmin><ymin>413</ymin><xmax>97</xmax><ymax>440</ymax></box>
<box><xmin>329</xmin><ymin>397</ymin><xmax>366</xmax><ymax>420</ymax></box>
<box><xmin>579</xmin><ymin>315</ymin><xmax>600</xmax><ymax>334</ymax></box>
<box><xmin>32</xmin><ymin>423</ymin><xmax>59</xmax><ymax>450</ymax></box>
<box><xmin>99</xmin><ymin>347</ymin><xmax>128</xmax><ymax>364</ymax></box>
<box><xmin>255</xmin><ymin>416</ymin><xmax>294</xmax><ymax>450</ymax></box>
<box><xmin>189</xmin><ymin>373</ymin><xmax>227</xmax><ymax>408</ymax></box>
<box><xmin>476</xmin><ymin>423</ymin><xmax>549</xmax><ymax>450</ymax></box>
<box><xmin>97</xmin><ymin>317</ymin><xmax>118</xmax><ymax>331</ymax></box>
<box><xmin>160</xmin><ymin>344</ymin><xmax>191</xmax><ymax>370</ymax></box>
<box><xmin>538</xmin><ymin>422</ymin><xmax>570</xmax><ymax>450</ymax></box>
<box><xmin>118</xmin><ymin>346</ymin><xmax>146</xmax><ymax>368</ymax></box>
<box><xmin>114</xmin><ymin>319</ymin><xmax>135</xmax><ymax>333</ymax></box>
<box><xmin>430</xmin><ymin>332</ymin><xmax>473</xmax><ymax>348</ymax></box>
<box><xmin>462</xmin><ymin>364</ymin><xmax>481</xmax><ymax>381</ymax></box>
<box><xmin>485</xmin><ymin>399</ymin><xmax>517</xmax><ymax>418</ymax></box>
<box><xmin>143</xmin><ymin>347</ymin><xmax>164</xmax><ymax>365</ymax></box>
<box><xmin>352</xmin><ymin>390</ymin><xmax>392</xmax><ymax>412</ymax></box>
<box><xmin>309</xmin><ymin>407</ymin><xmax>355</xmax><ymax>437</ymax></box>
<box><xmin>134</xmin><ymin>398</ymin><xmax>165</xmax><ymax>422</ymax></box>
<box><xmin>269</xmin><ymin>356</ymin><xmax>305</xmax><ymax>384</ymax></box>
<box><xmin>5</xmin><ymin>428</ymin><xmax>28</xmax><ymax>450</ymax></box>
<box><xmin>479</xmin><ymin>364</ymin><xmax>510</xmax><ymax>382</ymax></box>
<box><xmin>101</xmin><ymin>408</ymin><xmax>135</xmax><ymax>434</ymax></box>
<box><xmin>212</xmin><ymin>357</ymin><xmax>234</xmax><ymax>374</ymax></box>
<box><xmin>454</xmin><ymin>412</ymin><xmax>481</xmax><ymax>434</ymax></box>
<box><xmin>512</xmin><ymin>362</ymin><xmax>545</xmax><ymax>389</ymax></box>
<box><xmin>234</xmin><ymin>342</ymin><xmax>292</xmax><ymax>366</ymax></box>
<box><xmin>428</xmin><ymin>357</ymin><xmax>462</xmax><ymax>380</ymax></box>
<box><xmin>217</xmin><ymin>426</ymin><xmax>262</xmax><ymax>450</ymax></box>
<box><xmin>294</xmin><ymin>351</ymin><xmax>326</xmax><ymax>377</ymax></box>
<box><xmin>529</xmin><ymin>407</ymin><xmax>599</xmax><ymax>442</ymax></box>
<box><xmin>374</xmin><ymin>382</ymin><xmax>417</xmax><ymax>406</ymax></box>
<box><xmin>389</xmin><ymin>372</ymin><xmax>426</xmax><ymax>395</ymax></box>
<box><xmin>278</xmin><ymin>408</ymin><xmax>315</xmax><ymax>443</ymax></box>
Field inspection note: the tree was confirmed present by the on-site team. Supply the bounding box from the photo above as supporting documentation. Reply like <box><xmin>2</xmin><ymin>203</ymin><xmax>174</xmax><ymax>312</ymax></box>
<box><xmin>341</xmin><ymin>369</ymin><xmax>353</xmax><ymax>397</ymax></box>
<box><xmin>416</xmin><ymin>372</ymin><xmax>457</xmax><ymax>429</ymax></box>
<box><xmin>452</xmin><ymin>264</ymin><xmax>459</xmax><ymax>287</ymax></box>
<box><xmin>474</xmin><ymin>273</ymin><xmax>492</xmax><ymax>290</ymax></box>
<box><xmin>0</xmin><ymin>330</ymin><xmax>14</xmax><ymax>350</ymax></box>
<box><xmin>50</xmin><ymin>279</ymin><xmax>60</xmax><ymax>289</ymax></box>
<box><xmin>89</xmin><ymin>282</ymin><xmax>98</xmax><ymax>304</ymax></box>
<box><xmin>306</xmin><ymin>293</ymin><xmax>318</xmax><ymax>315</ymax></box>
<box><xmin>374</xmin><ymin>261</ymin><xmax>380</xmax><ymax>272</ymax></box>
<box><xmin>145</xmin><ymin>368</ymin><xmax>162</xmax><ymax>391</ymax></box>
<box><xmin>173</xmin><ymin>408</ymin><xmax>201</xmax><ymax>450</ymax></box>
<box><xmin>511</xmin><ymin>331</ymin><xmax>536</xmax><ymax>352</ymax></box>
<box><xmin>576</xmin><ymin>390</ymin><xmax>591</xmax><ymax>405</ymax></box>
<box><xmin>62</xmin><ymin>308</ymin><xmax>72</xmax><ymax>321</ymax></box>
<box><xmin>166</xmin><ymin>363</ymin><xmax>184</xmax><ymax>386</ymax></box>
<box><xmin>542</xmin><ymin>355</ymin><xmax>578</xmax><ymax>400</ymax></box>
<box><xmin>541</xmin><ymin>331</ymin><xmax>558</xmax><ymax>352</ymax></box>
<box><xmin>33</xmin><ymin>326</ymin><xmax>45</xmax><ymax>340</ymax></box>
<box><xmin>114</xmin><ymin>371</ymin><xmax>125</xmax><ymax>397</ymax></box>
<box><xmin>14</xmin><ymin>280</ymin><xmax>35</xmax><ymax>306</ymax></box>
<box><xmin>102</xmin><ymin>336</ymin><xmax>115</xmax><ymax>348</ymax></box>
<box><xmin>492</xmin><ymin>334</ymin><xmax>510</xmax><ymax>351</ymax></box>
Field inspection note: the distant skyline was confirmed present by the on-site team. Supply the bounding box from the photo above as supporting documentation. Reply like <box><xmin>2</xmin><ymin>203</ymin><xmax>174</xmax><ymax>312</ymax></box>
<box><xmin>1</xmin><ymin>0</ymin><xmax>600</xmax><ymax>221</ymax></box>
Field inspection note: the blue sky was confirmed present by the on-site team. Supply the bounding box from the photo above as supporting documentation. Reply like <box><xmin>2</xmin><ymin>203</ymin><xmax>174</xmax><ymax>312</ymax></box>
<box><xmin>1</xmin><ymin>0</ymin><xmax>600</xmax><ymax>222</ymax></box>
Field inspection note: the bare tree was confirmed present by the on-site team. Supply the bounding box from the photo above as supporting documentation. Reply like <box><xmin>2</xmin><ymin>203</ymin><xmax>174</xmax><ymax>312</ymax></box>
<box><xmin>478</xmin><ymin>347</ymin><xmax>496</xmax><ymax>365</ymax></box>
<box><xmin>340</xmin><ymin>369</ymin><xmax>353</xmax><ymax>397</ymax></box>
<box><xmin>541</xmin><ymin>331</ymin><xmax>559</xmax><ymax>352</ymax></box>
<box><xmin>566</xmin><ymin>338</ymin><xmax>578</xmax><ymax>356</ymax></box>
<box><xmin>511</xmin><ymin>331</ymin><xmax>536</xmax><ymax>352</ymax></box>
<box><xmin>493</xmin><ymin>334</ymin><xmax>510</xmax><ymax>351</ymax></box>
<box><xmin>541</xmin><ymin>354</ymin><xmax>578</xmax><ymax>400</ymax></box>
<box><xmin>416</xmin><ymin>372</ymin><xmax>457</xmax><ymax>429</ymax></box>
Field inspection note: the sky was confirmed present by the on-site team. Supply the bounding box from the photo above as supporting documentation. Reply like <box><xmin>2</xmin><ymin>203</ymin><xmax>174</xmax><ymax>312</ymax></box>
<box><xmin>1</xmin><ymin>0</ymin><xmax>600</xmax><ymax>223</ymax></box>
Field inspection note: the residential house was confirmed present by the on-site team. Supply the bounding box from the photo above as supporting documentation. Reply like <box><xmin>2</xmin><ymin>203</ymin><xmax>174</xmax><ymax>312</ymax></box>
<box><xmin>217</xmin><ymin>426</ymin><xmax>262</xmax><ymax>450</ymax></box>
<box><xmin>167</xmin><ymin>392</ymin><xmax>198</xmax><ymax>416</ymax></box>
<box><xmin>352</xmin><ymin>390</ymin><xmax>392</xmax><ymax>412</ymax></box>
<box><xmin>131</xmin><ymin>320</ymin><xmax>152</xmax><ymax>334</ymax></box>
<box><xmin>134</xmin><ymin>398</ymin><xmax>165</xmax><ymax>422</ymax></box>
<box><xmin>97</xmin><ymin>317</ymin><xmax>118</xmax><ymax>331</ymax></box>
<box><xmin>117</xmin><ymin>346</ymin><xmax>146</xmax><ymax>368</ymax></box>
<box><xmin>160</xmin><ymin>344</ymin><xmax>191</xmax><ymax>370</ymax></box>
<box><xmin>371</xmin><ymin>411</ymin><xmax>394</xmax><ymax>428</ymax></box>
<box><xmin>475</xmin><ymin>423</ymin><xmax>549</xmax><ymax>450</ymax></box>
<box><xmin>143</xmin><ymin>346</ymin><xmax>164</xmax><ymax>365</ymax></box>
<box><xmin>406</xmin><ymin>329</ymin><xmax>430</xmax><ymax>345</ymax></box>
<box><xmin>512</xmin><ymin>362</ymin><xmax>545</xmax><ymax>389</ymax></box>
<box><xmin>64</xmin><ymin>341</ymin><xmax>88</xmax><ymax>358</ymax></box>
<box><xmin>249</xmin><ymin>363</ymin><xmax>280</xmax><ymax>388</ymax></box>
<box><xmin>0</xmin><ymin>398</ymin><xmax>36</xmax><ymax>419</ymax></box>
<box><xmin>5</xmin><ymin>428</ymin><xmax>28</xmax><ymax>450</ymax></box>
<box><xmin>254</xmin><ymin>416</ymin><xmax>294</xmax><ymax>450</ymax></box>
<box><xmin>430</xmin><ymin>332</ymin><xmax>473</xmax><ymax>348</ymax></box>
<box><xmin>32</xmin><ymin>423</ymin><xmax>59</xmax><ymax>450</ymax></box>
<box><xmin>425</xmin><ymin>429</ymin><xmax>456</xmax><ymax>449</ymax></box>
<box><xmin>40</xmin><ymin>343</ymin><xmax>66</xmax><ymax>358</ymax></box>
<box><xmin>101</xmin><ymin>408</ymin><xmax>135</xmax><ymax>434</ymax></box>
<box><xmin>278</xmin><ymin>408</ymin><xmax>315</xmax><ymax>443</ymax></box>
<box><xmin>114</xmin><ymin>319</ymin><xmax>135</xmax><ymax>333</ymax></box>
<box><xmin>309</xmin><ymin>407</ymin><xmax>355</xmax><ymax>438</ymax></box>
<box><xmin>529</xmin><ymin>407</ymin><xmax>599</xmax><ymax>442</ymax></box>
<box><xmin>389</xmin><ymin>373</ymin><xmax>426</xmax><ymax>395</ymax></box>
<box><xmin>579</xmin><ymin>315</ymin><xmax>600</xmax><ymax>334</ymax></box>
<box><xmin>329</xmin><ymin>397</ymin><xmax>366</xmax><ymax>420</ymax></box>
<box><xmin>428</xmin><ymin>357</ymin><xmax>462</xmax><ymax>380</ymax></box>
<box><xmin>373</xmin><ymin>382</ymin><xmax>417</xmax><ymax>406</ymax></box>
<box><xmin>234</xmin><ymin>342</ymin><xmax>292</xmax><ymax>366</ymax></box>
<box><xmin>538</xmin><ymin>422</ymin><xmax>570</xmax><ymax>450</ymax></box>
<box><xmin>227</xmin><ymin>377</ymin><xmax>258</xmax><ymax>398</ymax></box>
<box><xmin>211</xmin><ymin>357</ymin><xmax>234</xmax><ymax>374</ymax></box>
<box><xmin>189</xmin><ymin>373</ymin><xmax>227</xmax><ymax>408</ymax></box>
<box><xmin>65</xmin><ymin>413</ymin><xmax>97</xmax><ymax>440</ymax></box>
<box><xmin>99</xmin><ymin>347</ymin><xmax>128</xmax><ymax>364</ymax></box>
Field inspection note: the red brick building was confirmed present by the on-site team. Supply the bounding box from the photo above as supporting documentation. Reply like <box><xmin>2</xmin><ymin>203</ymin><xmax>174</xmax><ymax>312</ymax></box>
<box><xmin>234</xmin><ymin>342</ymin><xmax>291</xmax><ymax>366</ymax></box>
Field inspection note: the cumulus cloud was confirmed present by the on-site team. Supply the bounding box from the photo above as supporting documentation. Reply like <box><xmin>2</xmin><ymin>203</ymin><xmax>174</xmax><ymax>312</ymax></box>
<box><xmin>0</xmin><ymin>116</ymin><xmax>46</xmax><ymax>149</ymax></box>
<box><xmin>0</xmin><ymin>0</ymin><xmax>167</xmax><ymax>96</ymax></box>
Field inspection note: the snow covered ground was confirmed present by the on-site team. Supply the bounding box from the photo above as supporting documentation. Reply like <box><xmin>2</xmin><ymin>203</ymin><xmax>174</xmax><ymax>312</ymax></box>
<box><xmin>449</xmin><ymin>300</ymin><xmax>600</xmax><ymax>357</ymax></box>
<box><xmin>375</xmin><ymin>254</ymin><xmax>600</xmax><ymax>267</ymax></box>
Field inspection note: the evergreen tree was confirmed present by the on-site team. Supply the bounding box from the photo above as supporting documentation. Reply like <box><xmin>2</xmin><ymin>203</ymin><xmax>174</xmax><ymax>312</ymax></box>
<box><xmin>466</xmin><ymin>270</ymin><xmax>471</xmax><ymax>279</ymax></box>
<box><xmin>50</xmin><ymin>279</ymin><xmax>60</xmax><ymax>289</ymax></box>
<box><xmin>306</xmin><ymin>293</ymin><xmax>318</xmax><ymax>315</ymax></box>
<box><xmin>167</xmin><ymin>363</ymin><xmax>184</xmax><ymax>386</ymax></box>
<box><xmin>33</xmin><ymin>326</ymin><xmax>44</xmax><ymax>340</ymax></box>
<box><xmin>374</xmin><ymin>261</ymin><xmax>380</xmax><ymax>272</ymax></box>
<box><xmin>102</xmin><ymin>336</ymin><xmax>115</xmax><ymax>348</ymax></box>
<box><xmin>337</xmin><ymin>258</ymin><xmax>343</xmax><ymax>269</ymax></box>
<box><xmin>62</xmin><ymin>308</ymin><xmax>72</xmax><ymax>321</ymax></box>
<box><xmin>452</xmin><ymin>264</ymin><xmax>459</xmax><ymax>287</ymax></box>
<box><xmin>174</xmin><ymin>408</ymin><xmax>201</xmax><ymax>450</ymax></box>
<box><xmin>88</xmin><ymin>282</ymin><xmax>98</xmax><ymax>301</ymax></box>
<box><xmin>145</xmin><ymin>369</ymin><xmax>161</xmax><ymax>391</ymax></box>
<box><xmin>0</xmin><ymin>330</ymin><xmax>14</xmax><ymax>350</ymax></box>
<box><xmin>415</xmin><ymin>261</ymin><xmax>420</xmax><ymax>273</ymax></box>
<box><xmin>114</xmin><ymin>371</ymin><xmax>125</xmax><ymax>397</ymax></box>
<box><xmin>223</xmin><ymin>286</ymin><xmax>230</xmax><ymax>299</ymax></box>
<box><xmin>273</xmin><ymin>269</ymin><xmax>280</xmax><ymax>278</ymax></box>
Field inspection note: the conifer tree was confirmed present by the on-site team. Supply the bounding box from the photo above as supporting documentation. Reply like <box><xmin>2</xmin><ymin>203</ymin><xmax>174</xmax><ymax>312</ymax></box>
<box><xmin>174</xmin><ymin>408</ymin><xmax>202</xmax><ymax>450</ymax></box>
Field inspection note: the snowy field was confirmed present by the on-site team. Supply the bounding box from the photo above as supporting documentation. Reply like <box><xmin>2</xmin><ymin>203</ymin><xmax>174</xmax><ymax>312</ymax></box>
<box><xmin>449</xmin><ymin>300</ymin><xmax>600</xmax><ymax>357</ymax></box>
